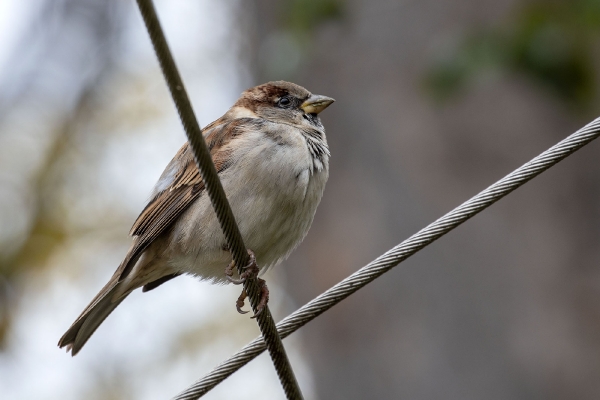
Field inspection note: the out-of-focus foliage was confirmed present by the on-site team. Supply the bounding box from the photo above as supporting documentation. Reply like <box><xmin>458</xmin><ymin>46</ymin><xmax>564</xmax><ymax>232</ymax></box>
<box><xmin>256</xmin><ymin>0</ymin><xmax>344</xmax><ymax>80</ymax></box>
<box><xmin>253</xmin><ymin>0</ymin><xmax>600</xmax><ymax>398</ymax></box>
<box><xmin>0</xmin><ymin>0</ymin><xmax>126</xmax><ymax>348</ymax></box>
<box><xmin>427</xmin><ymin>0</ymin><xmax>600</xmax><ymax>108</ymax></box>
<box><xmin>285</xmin><ymin>0</ymin><xmax>344</xmax><ymax>37</ymax></box>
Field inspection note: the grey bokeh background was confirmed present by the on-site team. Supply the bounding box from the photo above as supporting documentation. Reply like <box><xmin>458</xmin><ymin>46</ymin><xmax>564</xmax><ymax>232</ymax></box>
<box><xmin>2</xmin><ymin>0</ymin><xmax>600</xmax><ymax>399</ymax></box>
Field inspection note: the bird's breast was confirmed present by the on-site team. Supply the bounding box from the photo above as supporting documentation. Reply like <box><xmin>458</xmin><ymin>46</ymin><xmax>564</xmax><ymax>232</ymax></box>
<box><xmin>170</xmin><ymin>123</ymin><xmax>329</xmax><ymax>282</ymax></box>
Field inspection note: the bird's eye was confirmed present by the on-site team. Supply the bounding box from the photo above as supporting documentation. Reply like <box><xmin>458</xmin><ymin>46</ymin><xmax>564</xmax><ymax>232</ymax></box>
<box><xmin>277</xmin><ymin>96</ymin><xmax>291</xmax><ymax>107</ymax></box>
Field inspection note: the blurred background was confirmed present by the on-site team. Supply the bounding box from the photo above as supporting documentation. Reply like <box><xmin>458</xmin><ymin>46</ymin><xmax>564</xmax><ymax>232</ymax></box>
<box><xmin>1</xmin><ymin>0</ymin><xmax>600</xmax><ymax>399</ymax></box>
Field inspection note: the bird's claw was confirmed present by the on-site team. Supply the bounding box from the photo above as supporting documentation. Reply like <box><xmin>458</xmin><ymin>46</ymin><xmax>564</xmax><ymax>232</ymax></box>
<box><xmin>226</xmin><ymin>249</ymin><xmax>269</xmax><ymax>317</ymax></box>
<box><xmin>250</xmin><ymin>278</ymin><xmax>269</xmax><ymax>319</ymax></box>
<box><xmin>236</xmin><ymin>278</ymin><xmax>270</xmax><ymax>317</ymax></box>
<box><xmin>225</xmin><ymin>260</ymin><xmax>245</xmax><ymax>284</ymax></box>
<box><xmin>236</xmin><ymin>289</ymin><xmax>250</xmax><ymax>314</ymax></box>
<box><xmin>224</xmin><ymin>249</ymin><xmax>259</xmax><ymax>285</ymax></box>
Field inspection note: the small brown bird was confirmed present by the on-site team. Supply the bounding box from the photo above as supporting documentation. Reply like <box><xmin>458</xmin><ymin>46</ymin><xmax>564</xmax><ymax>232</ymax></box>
<box><xmin>58</xmin><ymin>81</ymin><xmax>334</xmax><ymax>355</ymax></box>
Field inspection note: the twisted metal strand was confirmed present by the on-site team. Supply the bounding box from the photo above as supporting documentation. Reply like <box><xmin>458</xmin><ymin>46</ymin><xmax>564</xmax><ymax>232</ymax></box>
<box><xmin>174</xmin><ymin>117</ymin><xmax>600</xmax><ymax>399</ymax></box>
<box><xmin>134</xmin><ymin>0</ymin><xmax>303</xmax><ymax>398</ymax></box>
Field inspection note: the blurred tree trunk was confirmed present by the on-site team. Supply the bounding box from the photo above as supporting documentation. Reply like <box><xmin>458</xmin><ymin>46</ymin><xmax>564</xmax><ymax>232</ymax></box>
<box><xmin>0</xmin><ymin>0</ymin><xmax>126</xmax><ymax>348</ymax></box>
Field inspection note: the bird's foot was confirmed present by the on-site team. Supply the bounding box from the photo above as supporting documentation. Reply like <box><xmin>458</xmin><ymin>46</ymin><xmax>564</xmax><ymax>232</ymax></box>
<box><xmin>236</xmin><ymin>288</ymin><xmax>249</xmax><ymax>314</ymax></box>
<box><xmin>225</xmin><ymin>259</ymin><xmax>243</xmax><ymax>284</ymax></box>
<box><xmin>251</xmin><ymin>278</ymin><xmax>269</xmax><ymax>319</ymax></box>
<box><xmin>235</xmin><ymin>278</ymin><xmax>270</xmax><ymax>318</ymax></box>
<box><xmin>225</xmin><ymin>249</ymin><xmax>258</xmax><ymax>285</ymax></box>
<box><xmin>225</xmin><ymin>249</ymin><xmax>269</xmax><ymax>317</ymax></box>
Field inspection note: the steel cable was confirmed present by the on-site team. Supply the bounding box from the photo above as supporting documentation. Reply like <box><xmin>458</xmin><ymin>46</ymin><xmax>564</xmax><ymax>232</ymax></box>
<box><xmin>173</xmin><ymin>117</ymin><xmax>600</xmax><ymax>399</ymax></box>
<box><xmin>134</xmin><ymin>0</ymin><xmax>303</xmax><ymax>398</ymax></box>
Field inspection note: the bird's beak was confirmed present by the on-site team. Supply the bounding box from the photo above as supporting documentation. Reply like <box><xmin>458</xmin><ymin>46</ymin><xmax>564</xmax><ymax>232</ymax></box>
<box><xmin>300</xmin><ymin>94</ymin><xmax>335</xmax><ymax>114</ymax></box>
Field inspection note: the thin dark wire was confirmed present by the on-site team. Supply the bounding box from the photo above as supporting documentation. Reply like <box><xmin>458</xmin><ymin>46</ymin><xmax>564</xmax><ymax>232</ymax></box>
<box><xmin>133</xmin><ymin>1</ymin><xmax>303</xmax><ymax>399</ymax></box>
<box><xmin>173</xmin><ymin>117</ymin><xmax>600</xmax><ymax>398</ymax></box>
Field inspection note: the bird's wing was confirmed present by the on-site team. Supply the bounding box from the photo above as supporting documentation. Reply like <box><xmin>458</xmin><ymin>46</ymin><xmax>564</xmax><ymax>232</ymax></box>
<box><xmin>116</xmin><ymin>117</ymin><xmax>246</xmax><ymax>281</ymax></box>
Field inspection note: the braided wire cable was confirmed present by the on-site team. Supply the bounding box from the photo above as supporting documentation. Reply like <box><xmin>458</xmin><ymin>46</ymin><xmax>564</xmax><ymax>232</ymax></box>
<box><xmin>134</xmin><ymin>1</ymin><xmax>303</xmax><ymax>398</ymax></box>
<box><xmin>173</xmin><ymin>117</ymin><xmax>600</xmax><ymax>399</ymax></box>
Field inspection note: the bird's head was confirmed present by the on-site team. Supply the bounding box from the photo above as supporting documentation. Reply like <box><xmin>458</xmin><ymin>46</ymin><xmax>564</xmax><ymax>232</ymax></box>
<box><xmin>231</xmin><ymin>81</ymin><xmax>334</xmax><ymax>130</ymax></box>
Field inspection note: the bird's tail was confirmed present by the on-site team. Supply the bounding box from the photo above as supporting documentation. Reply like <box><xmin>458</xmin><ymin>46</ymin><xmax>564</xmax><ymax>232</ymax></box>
<box><xmin>58</xmin><ymin>277</ymin><xmax>129</xmax><ymax>356</ymax></box>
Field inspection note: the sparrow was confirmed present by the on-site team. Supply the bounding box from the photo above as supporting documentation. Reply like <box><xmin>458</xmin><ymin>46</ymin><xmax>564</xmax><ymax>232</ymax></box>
<box><xmin>58</xmin><ymin>81</ymin><xmax>334</xmax><ymax>355</ymax></box>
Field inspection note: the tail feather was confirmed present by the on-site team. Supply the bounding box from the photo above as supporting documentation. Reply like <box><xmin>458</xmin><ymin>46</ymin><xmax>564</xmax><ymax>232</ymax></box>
<box><xmin>58</xmin><ymin>279</ymin><xmax>129</xmax><ymax>356</ymax></box>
